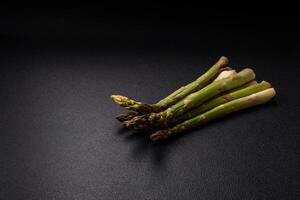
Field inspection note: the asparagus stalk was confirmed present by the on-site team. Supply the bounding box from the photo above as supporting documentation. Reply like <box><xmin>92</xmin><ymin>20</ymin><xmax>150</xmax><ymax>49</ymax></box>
<box><xmin>162</xmin><ymin>80</ymin><xmax>257</xmax><ymax>125</ymax></box>
<box><xmin>124</xmin><ymin>68</ymin><xmax>256</xmax><ymax>130</ymax></box>
<box><xmin>173</xmin><ymin>81</ymin><xmax>270</xmax><ymax>123</ymax></box>
<box><xmin>227</xmin><ymin>80</ymin><xmax>258</xmax><ymax>92</ymax></box>
<box><xmin>111</xmin><ymin>56</ymin><xmax>229</xmax><ymax>114</ymax></box>
<box><xmin>150</xmin><ymin>88</ymin><xmax>276</xmax><ymax>142</ymax></box>
<box><xmin>116</xmin><ymin>69</ymin><xmax>237</xmax><ymax>123</ymax></box>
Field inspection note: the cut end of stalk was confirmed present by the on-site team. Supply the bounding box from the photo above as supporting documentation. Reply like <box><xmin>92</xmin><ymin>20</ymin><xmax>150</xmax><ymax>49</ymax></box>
<box><xmin>116</xmin><ymin>112</ymin><xmax>138</xmax><ymax>122</ymax></box>
<box><xmin>246</xmin><ymin>88</ymin><xmax>276</xmax><ymax>105</ymax></box>
<box><xmin>235</xmin><ymin>68</ymin><xmax>256</xmax><ymax>82</ymax></box>
<box><xmin>218</xmin><ymin>56</ymin><xmax>229</xmax><ymax>67</ymax></box>
<box><xmin>260</xmin><ymin>80</ymin><xmax>271</xmax><ymax>87</ymax></box>
<box><xmin>214</xmin><ymin>69</ymin><xmax>237</xmax><ymax>81</ymax></box>
<box><xmin>260</xmin><ymin>88</ymin><xmax>276</xmax><ymax>99</ymax></box>
<box><xmin>150</xmin><ymin>129</ymin><xmax>171</xmax><ymax>142</ymax></box>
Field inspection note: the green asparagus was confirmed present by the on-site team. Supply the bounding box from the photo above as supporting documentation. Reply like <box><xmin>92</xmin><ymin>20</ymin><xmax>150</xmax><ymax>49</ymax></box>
<box><xmin>124</xmin><ymin>68</ymin><xmax>256</xmax><ymax>130</ymax></box>
<box><xmin>111</xmin><ymin>56</ymin><xmax>229</xmax><ymax>114</ymax></box>
<box><xmin>150</xmin><ymin>88</ymin><xmax>276</xmax><ymax>142</ymax></box>
<box><xmin>116</xmin><ymin>68</ymin><xmax>237</xmax><ymax>123</ymax></box>
<box><xmin>173</xmin><ymin>81</ymin><xmax>271</xmax><ymax>124</ymax></box>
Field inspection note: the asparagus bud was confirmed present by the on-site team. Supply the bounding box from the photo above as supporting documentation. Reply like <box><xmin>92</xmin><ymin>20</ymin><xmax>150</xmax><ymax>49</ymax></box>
<box><xmin>111</xmin><ymin>95</ymin><xmax>154</xmax><ymax>113</ymax></box>
<box><xmin>116</xmin><ymin>112</ymin><xmax>138</xmax><ymax>122</ymax></box>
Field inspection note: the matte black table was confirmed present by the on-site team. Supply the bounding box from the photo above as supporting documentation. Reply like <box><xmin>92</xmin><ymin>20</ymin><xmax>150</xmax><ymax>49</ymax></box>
<box><xmin>1</xmin><ymin>9</ymin><xmax>299</xmax><ymax>200</ymax></box>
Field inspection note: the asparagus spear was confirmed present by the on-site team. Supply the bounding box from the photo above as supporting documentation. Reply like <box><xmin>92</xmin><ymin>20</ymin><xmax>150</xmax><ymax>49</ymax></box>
<box><xmin>173</xmin><ymin>81</ymin><xmax>270</xmax><ymax>124</ymax></box>
<box><xmin>124</xmin><ymin>68</ymin><xmax>256</xmax><ymax>130</ymax></box>
<box><xmin>116</xmin><ymin>112</ymin><xmax>138</xmax><ymax>122</ymax></box>
<box><xmin>150</xmin><ymin>88</ymin><xmax>276</xmax><ymax>142</ymax></box>
<box><xmin>111</xmin><ymin>56</ymin><xmax>229</xmax><ymax>114</ymax></box>
<box><xmin>115</xmin><ymin>69</ymin><xmax>237</xmax><ymax>123</ymax></box>
<box><xmin>161</xmin><ymin>80</ymin><xmax>258</xmax><ymax>125</ymax></box>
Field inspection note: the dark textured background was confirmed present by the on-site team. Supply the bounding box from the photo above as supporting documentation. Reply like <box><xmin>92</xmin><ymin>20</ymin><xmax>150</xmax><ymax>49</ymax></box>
<box><xmin>0</xmin><ymin>5</ymin><xmax>299</xmax><ymax>200</ymax></box>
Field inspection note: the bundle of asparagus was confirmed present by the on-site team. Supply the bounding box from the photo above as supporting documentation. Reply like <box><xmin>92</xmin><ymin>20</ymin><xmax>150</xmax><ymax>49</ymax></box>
<box><xmin>111</xmin><ymin>56</ymin><xmax>276</xmax><ymax>142</ymax></box>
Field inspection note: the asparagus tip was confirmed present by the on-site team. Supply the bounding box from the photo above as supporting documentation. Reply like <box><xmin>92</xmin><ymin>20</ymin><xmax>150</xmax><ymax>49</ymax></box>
<box><xmin>111</xmin><ymin>95</ymin><xmax>128</xmax><ymax>105</ymax></box>
<box><xmin>111</xmin><ymin>95</ymin><xmax>154</xmax><ymax>113</ymax></box>
<box><xmin>150</xmin><ymin>129</ymin><xmax>170</xmax><ymax>142</ymax></box>
<box><xmin>123</xmin><ymin>115</ymin><xmax>150</xmax><ymax>130</ymax></box>
<box><xmin>116</xmin><ymin>112</ymin><xmax>137</xmax><ymax>122</ymax></box>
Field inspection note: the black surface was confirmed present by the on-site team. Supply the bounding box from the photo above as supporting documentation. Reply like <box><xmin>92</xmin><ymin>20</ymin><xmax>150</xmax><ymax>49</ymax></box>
<box><xmin>1</xmin><ymin>7</ymin><xmax>300</xmax><ymax>200</ymax></box>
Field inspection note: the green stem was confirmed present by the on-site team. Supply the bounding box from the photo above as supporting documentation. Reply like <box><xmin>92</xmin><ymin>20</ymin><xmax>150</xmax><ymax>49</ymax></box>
<box><xmin>150</xmin><ymin>88</ymin><xmax>276</xmax><ymax>142</ymax></box>
<box><xmin>111</xmin><ymin>56</ymin><xmax>229</xmax><ymax>113</ymax></box>
<box><xmin>125</xmin><ymin>68</ymin><xmax>256</xmax><ymax>130</ymax></box>
<box><xmin>155</xmin><ymin>56</ymin><xmax>229</xmax><ymax>109</ymax></box>
<box><xmin>174</xmin><ymin>81</ymin><xmax>271</xmax><ymax>123</ymax></box>
<box><xmin>116</xmin><ymin>69</ymin><xmax>236</xmax><ymax>122</ymax></box>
